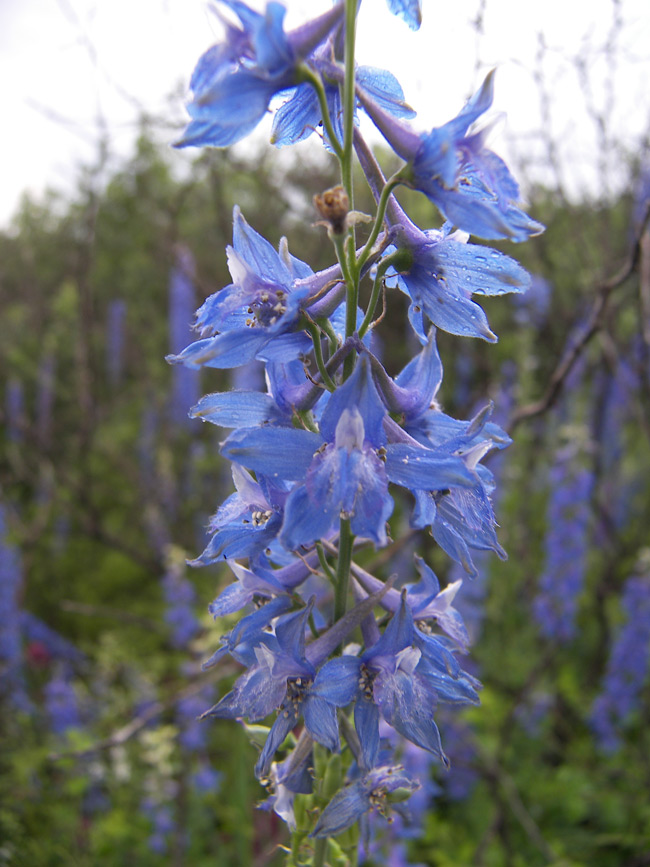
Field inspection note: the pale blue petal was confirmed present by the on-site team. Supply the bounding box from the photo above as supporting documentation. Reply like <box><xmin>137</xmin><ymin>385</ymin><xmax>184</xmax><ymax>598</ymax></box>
<box><xmin>190</xmin><ymin>391</ymin><xmax>286</xmax><ymax>427</ymax></box>
<box><xmin>221</xmin><ymin>427</ymin><xmax>320</xmax><ymax>480</ymax></box>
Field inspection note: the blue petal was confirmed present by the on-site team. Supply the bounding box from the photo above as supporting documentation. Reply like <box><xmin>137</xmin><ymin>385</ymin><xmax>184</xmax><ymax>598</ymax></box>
<box><xmin>311</xmin><ymin>656</ymin><xmax>361</xmax><ymax>706</ymax></box>
<box><xmin>312</xmin><ymin>780</ymin><xmax>370</xmax><ymax>838</ymax></box>
<box><xmin>206</xmin><ymin>664</ymin><xmax>286</xmax><ymax>722</ymax></box>
<box><xmin>256</xmin><ymin>331</ymin><xmax>313</xmax><ymax>361</ymax></box>
<box><xmin>190</xmin><ymin>391</ymin><xmax>286</xmax><ymax>427</ymax></box>
<box><xmin>233</xmin><ymin>207</ymin><xmax>292</xmax><ymax>286</ymax></box>
<box><xmin>384</xmin><ymin>443</ymin><xmax>477</xmax><ymax>490</ymax></box>
<box><xmin>305</xmin><ymin>443</ymin><xmax>392</xmax><ymax>546</ymax></box>
<box><xmin>431</xmin><ymin>517</ymin><xmax>478</xmax><ymax>578</ymax></box>
<box><xmin>386</xmin><ymin>0</ymin><xmax>422</xmax><ymax>30</ymax></box>
<box><xmin>271</xmin><ymin>83</ymin><xmax>321</xmax><ymax>146</ymax></box>
<box><xmin>275</xmin><ymin>603</ymin><xmax>312</xmax><ymax>662</ymax></box>
<box><xmin>424</xmin><ymin>171</ymin><xmax>544</xmax><ymax>242</ymax></box>
<box><xmin>390</xmin><ymin>330</ymin><xmax>443</xmax><ymax>417</ymax></box>
<box><xmin>280</xmin><ymin>484</ymin><xmax>335</xmax><ymax>551</ymax></box>
<box><xmin>256</xmin><ymin>709</ymin><xmax>297</xmax><ymax>780</ymax></box>
<box><xmin>366</xmin><ymin>595</ymin><xmax>415</xmax><ymax>659</ymax></box>
<box><xmin>304</xmin><ymin>696</ymin><xmax>340</xmax><ymax>751</ymax></box>
<box><xmin>166</xmin><ymin>329</ymin><xmax>267</xmax><ymax>369</ymax></box>
<box><xmin>357</xmin><ymin>66</ymin><xmax>416</xmax><ymax>119</ymax></box>
<box><xmin>400</xmin><ymin>266</ymin><xmax>497</xmax><ymax>343</ymax></box>
<box><xmin>354</xmin><ymin>698</ymin><xmax>380</xmax><ymax>769</ymax></box>
<box><xmin>248</xmin><ymin>1</ymin><xmax>292</xmax><ymax>74</ymax></box>
<box><xmin>410</xmin><ymin>489</ymin><xmax>437</xmax><ymax>527</ymax></box>
<box><xmin>221</xmin><ymin>427</ymin><xmax>320</xmax><ymax>480</ymax></box>
<box><xmin>432</xmin><ymin>236</ymin><xmax>531</xmax><ymax>298</ymax></box>
<box><xmin>180</xmin><ymin>73</ymin><xmax>278</xmax><ymax>148</ymax></box>
<box><xmin>374</xmin><ymin>669</ymin><xmax>449</xmax><ymax>763</ymax></box>
<box><xmin>319</xmin><ymin>356</ymin><xmax>386</xmax><ymax>448</ymax></box>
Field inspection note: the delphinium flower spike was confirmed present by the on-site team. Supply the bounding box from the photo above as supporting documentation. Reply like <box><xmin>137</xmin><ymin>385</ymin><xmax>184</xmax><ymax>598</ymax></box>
<box><xmin>170</xmin><ymin>1</ymin><xmax>543</xmax><ymax>859</ymax></box>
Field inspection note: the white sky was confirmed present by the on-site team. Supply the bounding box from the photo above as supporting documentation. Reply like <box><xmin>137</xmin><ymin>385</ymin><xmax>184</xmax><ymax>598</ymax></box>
<box><xmin>1</xmin><ymin>0</ymin><xmax>649</xmax><ymax>228</ymax></box>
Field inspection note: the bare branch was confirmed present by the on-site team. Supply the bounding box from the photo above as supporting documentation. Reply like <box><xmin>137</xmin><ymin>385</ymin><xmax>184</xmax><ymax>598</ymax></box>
<box><xmin>510</xmin><ymin>202</ymin><xmax>650</xmax><ymax>430</ymax></box>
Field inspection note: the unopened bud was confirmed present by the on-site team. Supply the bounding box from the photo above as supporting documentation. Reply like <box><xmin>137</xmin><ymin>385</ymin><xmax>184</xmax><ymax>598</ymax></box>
<box><xmin>313</xmin><ymin>185</ymin><xmax>349</xmax><ymax>235</ymax></box>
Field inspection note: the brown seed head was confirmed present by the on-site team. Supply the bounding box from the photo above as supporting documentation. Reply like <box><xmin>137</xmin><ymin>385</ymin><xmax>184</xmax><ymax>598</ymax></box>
<box><xmin>313</xmin><ymin>184</ymin><xmax>349</xmax><ymax>235</ymax></box>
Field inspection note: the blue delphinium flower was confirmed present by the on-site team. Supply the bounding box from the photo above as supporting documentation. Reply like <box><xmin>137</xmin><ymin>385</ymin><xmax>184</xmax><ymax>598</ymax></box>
<box><xmin>221</xmin><ymin>357</ymin><xmax>394</xmax><ymax>549</ymax></box>
<box><xmin>167</xmin><ymin>207</ymin><xmax>342</xmax><ymax>370</ymax></box>
<box><xmin>271</xmin><ymin>47</ymin><xmax>416</xmax><ymax>148</ymax></box>
<box><xmin>176</xmin><ymin>1</ymin><xmax>345</xmax><ymax>148</ymax></box>
<box><xmin>312</xmin><ymin>764</ymin><xmax>419</xmax><ymax>838</ymax></box>
<box><xmin>590</xmin><ymin>572</ymin><xmax>650</xmax><ymax>752</ymax></box>
<box><xmin>357</xmin><ymin>71</ymin><xmax>544</xmax><ymax>242</ymax></box>
<box><xmin>222</xmin><ymin>356</ymin><xmax>480</xmax><ymax>553</ymax></box>
<box><xmin>367</xmin><ymin>337</ymin><xmax>510</xmax><ymax>577</ymax></box>
<box><xmin>311</xmin><ymin>596</ymin><xmax>479</xmax><ymax>770</ymax></box>
<box><xmin>204</xmin><ymin>582</ymin><xmax>396</xmax><ymax>779</ymax></box>
<box><xmin>260</xmin><ymin>737</ymin><xmax>313</xmax><ymax>829</ymax></box>
<box><xmin>385</xmin><ymin>218</ymin><xmax>531</xmax><ymax>343</ymax></box>
<box><xmin>351</xmin><ymin>553</ymin><xmax>470</xmax><ymax>651</ymax></box>
<box><xmin>204</xmin><ymin>601</ymin><xmax>343</xmax><ymax>781</ymax></box>
<box><xmin>353</xmin><ymin>136</ymin><xmax>532</xmax><ymax>344</ymax></box>
<box><xmin>533</xmin><ymin>446</ymin><xmax>593</xmax><ymax>642</ymax></box>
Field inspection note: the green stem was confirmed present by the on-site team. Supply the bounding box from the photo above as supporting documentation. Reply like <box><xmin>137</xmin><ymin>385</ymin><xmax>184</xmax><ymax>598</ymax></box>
<box><xmin>307</xmin><ymin>321</ymin><xmax>336</xmax><ymax>391</ymax></box>
<box><xmin>296</xmin><ymin>64</ymin><xmax>344</xmax><ymax>160</ymax></box>
<box><xmin>334</xmin><ymin>518</ymin><xmax>353</xmax><ymax>629</ymax></box>
<box><xmin>313</xmin><ymin>837</ymin><xmax>328</xmax><ymax>867</ymax></box>
<box><xmin>331</xmin><ymin>231</ymin><xmax>353</xmax><ymax>293</ymax></box>
<box><xmin>320</xmin><ymin>317</ymin><xmax>340</xmax><ymax>354</ymax></box>
<box><xmin>356</xmin><ymin>175</ymin><xmax>401</xmax><ymax>273</ymax></box>
<box><xmin>316</xmin><ymin>541</ymin><xmax>336</xmax><ymax>584</ymax></box>
<box><xmin>358</xmin><ymin>250</ymin><xmax>406</xmax><ymax>339</ymax></box>
<box><xmin>341</xmin><ymin>0</ymin><xmax>357</xmax><ymax>207</ymax></box>
<box><xmin>342</xmin><ymin>0</ymin><xmax>359</xmax><ymax>383</ymax></box>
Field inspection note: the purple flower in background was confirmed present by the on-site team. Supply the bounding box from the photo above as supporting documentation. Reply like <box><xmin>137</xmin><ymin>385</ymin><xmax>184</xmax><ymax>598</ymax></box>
<box><xmin>193</xmin><ymin>762</ymin><xmax>223</xmax><ymax>793</ymax></box>
<box><xmin>44</xmin><ymin>670</ymin><xmax>81</xmax><ymax>734</ymax></box>
<box><xmin>37</xmin><ymin>351</ymin><xmax>56</xmax><ymax>446</ymax></box>
<box><xmin>0</xmin><ymin>505</ymin><xmax>31</xmax><ymax>713</ymax></box>
<box><xmin>20</xmin><ymin>612</ymin><xmax>84</xmax><ymax>664</ymax></box>
<box><xmin>106</xmin><ymin>299</ymin><xmax>127</xmax><ymax>386</ymax></box>
<box><xmin>142</xmin><ymin>798</ymin><xmax>175</xmax><ymax>855</ymax></box>
<box><xmin>590</xmin><ymin>573</ymin><xmax>650</xmax><ymax>752</ymax></box>
<box><xmin>5</xmin><ymin>379</ymin><xmax>25</xmax><ymax>443</ymax></box>
<box><xmin>162</xmin><ymin>563</ymin><xmax>201</xmax><ymax>649</ymax></box>
<box><xmin>512</xmin><ymin>274</ymin><xmax>551</xmax><ymax>327</ymax></box>
<box><xmin>177</xmin><ymin>688</ymin><xmax>215</xmax><ymax>751</ymax></box>
<box><xmin>169</xmin><ymin>248</ymin><xmax>201</xmax><ymax>429</ymax></box>
<box><xmin>533</xmin><ymin>448</ymin><xmax>593</xmax><ymax>642</ymax></box>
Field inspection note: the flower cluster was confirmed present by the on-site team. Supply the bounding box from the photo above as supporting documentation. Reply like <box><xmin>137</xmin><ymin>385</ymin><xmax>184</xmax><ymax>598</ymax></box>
<box><xmin>533</xmin><ymin>445</ymin><xmax>594</xmax><ymax>642</ymax></box>
<box><xmin>170</xmin><ymin>0</ymin><xmax>541</xmax><ymax>856</ymax></box>
<box><xmin>590</xmin><ymin>572</ymin><xmax>650</xmax><ymax>752</ymax></box>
